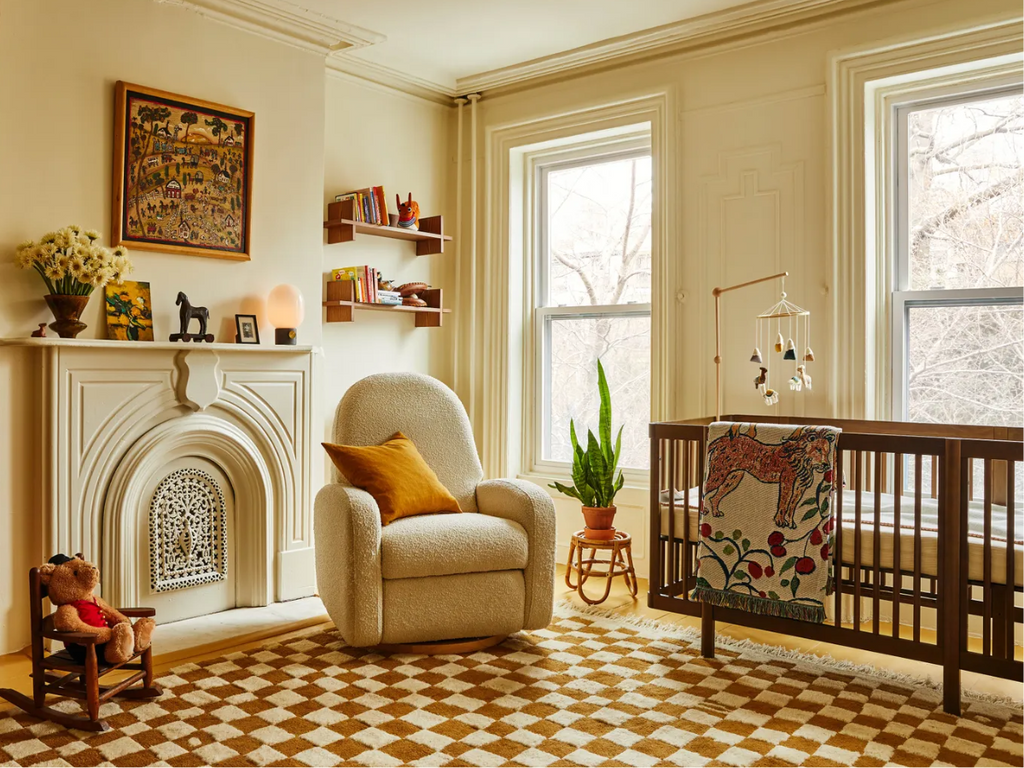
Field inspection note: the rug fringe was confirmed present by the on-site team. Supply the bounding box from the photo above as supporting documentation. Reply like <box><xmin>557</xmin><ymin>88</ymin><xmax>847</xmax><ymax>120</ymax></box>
<box><xmin>553</xmin><ymin>600</ymin><xmax>1023</xmax><ymax>711</ymax></box>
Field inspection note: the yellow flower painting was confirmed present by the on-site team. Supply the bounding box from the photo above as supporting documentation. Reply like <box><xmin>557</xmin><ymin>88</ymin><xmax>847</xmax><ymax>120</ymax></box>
<box><xmin>105</xmin><ymin>280</ymin><xmax>154</xmax><ymax>341</ymax></box>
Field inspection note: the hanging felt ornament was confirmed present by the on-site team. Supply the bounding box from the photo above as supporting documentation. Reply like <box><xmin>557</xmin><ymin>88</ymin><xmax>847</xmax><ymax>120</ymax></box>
<box><xmin>783</xmin><ymin>338</ymin><xmax>796</xmax><ymax>360</ymax></box>
<box><xmin>789</xmin><ymin>375</ymin><xmax>802</xmax><ymax>392</ymax></box>
<box><xmin>803</xmin><ymin>347</ymin><xmax>815</xmax><ymax>362</ymax></box>
<box><xmin>750</xmin><ymin>347</ymin><xmax>763</xmax><ymax>363</ymax></box>
<box><xmin>797</xmin><ymin>364</ymin><xmax>812</xmax><ymax>390</ymax></box>
<box><xmin>774</xmin><ymin>331</ymin><xmax>784</xmax><ymax>353</ymax></box>
<box><xmin>753</xmin><ymin>366</ymin><xmax>767</xmax><ymax>390</ymax></box>
<box><xmin>762</xmin><ymin>387</ymin><xmax>779</xmax><ymax>406</ymax></box>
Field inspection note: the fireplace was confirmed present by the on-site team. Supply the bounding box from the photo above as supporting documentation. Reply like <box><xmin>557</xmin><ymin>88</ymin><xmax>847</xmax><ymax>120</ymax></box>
<box><xmin>5</xmin><ymin>338</ymin><xmax>318</xmax><ymax>623</ymax></box>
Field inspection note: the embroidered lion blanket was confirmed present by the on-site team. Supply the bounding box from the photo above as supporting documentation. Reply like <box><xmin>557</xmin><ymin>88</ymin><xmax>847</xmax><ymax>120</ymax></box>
<box><xmin>691</xmin><ymin>421</ymin><xmax>841</xmax><ymax>623</ymax></box>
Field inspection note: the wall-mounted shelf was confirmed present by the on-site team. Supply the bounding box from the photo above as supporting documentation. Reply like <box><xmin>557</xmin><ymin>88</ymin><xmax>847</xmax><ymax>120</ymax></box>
<box><xmin>323</xmin><ymin>280</ymin><xmax>450</xmax><ymax>328</ymax></box>
<box><xmin>324</xmin><ymin>198</ymin><xmax>451</xmax><ymax>256</ymax></box>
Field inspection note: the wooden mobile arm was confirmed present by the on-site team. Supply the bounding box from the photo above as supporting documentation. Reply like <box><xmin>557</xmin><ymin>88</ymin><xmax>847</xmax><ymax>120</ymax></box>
<box><xmin>712</xmin><ymin>272</ymin><xmax>788</xmax><ymax>421</ymax></box>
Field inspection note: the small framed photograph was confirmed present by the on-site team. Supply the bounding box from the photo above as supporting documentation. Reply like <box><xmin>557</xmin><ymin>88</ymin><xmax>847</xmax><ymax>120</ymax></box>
<box><xmin>235</xmin><ymin>314</ymin><xmax>260</xmax><ymax>344</ymax></box>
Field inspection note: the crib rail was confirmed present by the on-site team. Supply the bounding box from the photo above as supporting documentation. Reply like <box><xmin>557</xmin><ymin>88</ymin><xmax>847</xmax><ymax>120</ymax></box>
<box><xmin>649</xmin><ymin>417</ymin><xmax>1023</xmax><ymax>714</ymax></box>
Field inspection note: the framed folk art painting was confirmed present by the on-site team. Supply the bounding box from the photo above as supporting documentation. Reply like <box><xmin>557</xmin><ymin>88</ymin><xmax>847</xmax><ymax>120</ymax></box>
<box><xmin>112</xmin><ymin>81</ymin><xmax>254</xmax><ymax>261</ymax></box>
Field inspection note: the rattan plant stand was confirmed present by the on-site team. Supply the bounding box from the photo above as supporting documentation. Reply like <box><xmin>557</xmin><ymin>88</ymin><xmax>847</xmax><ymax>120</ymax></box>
<box><xmin>565</xmin><ymin>530</ymin><xmax>638</xmax><ymax>606</ymax></box>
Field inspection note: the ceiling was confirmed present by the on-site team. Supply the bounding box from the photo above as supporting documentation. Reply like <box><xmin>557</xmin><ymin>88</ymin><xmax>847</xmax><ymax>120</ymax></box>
<box><xmin>305</xmin><ymin>0</ymin><xmax>813</xmax><ymax>93</ymax></box>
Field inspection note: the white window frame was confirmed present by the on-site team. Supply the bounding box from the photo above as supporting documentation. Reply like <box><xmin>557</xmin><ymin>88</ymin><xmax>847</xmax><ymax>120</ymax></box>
<box><xmin>890</xmin><ymin>85</ymin><xmax>1024</xmax><ymax>421</ymax></box>
<box><xmin>528</xmin><ymin>137</ymin><xmax>653</xmax><ymax>482</ymax></box>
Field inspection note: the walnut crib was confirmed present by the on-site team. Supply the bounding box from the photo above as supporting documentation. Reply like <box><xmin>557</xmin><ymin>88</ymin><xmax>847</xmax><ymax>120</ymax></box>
<box><xmin>649</xmin><ymin>415</ymin><xmax>1022</xmax><ymax>715</ymax></box>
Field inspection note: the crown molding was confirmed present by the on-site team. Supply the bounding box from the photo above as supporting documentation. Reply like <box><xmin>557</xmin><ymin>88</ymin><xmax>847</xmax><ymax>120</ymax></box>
<box><xmin>155</xmin><ymin>0</ymin><xmax>384</xmax><ymax>55</ymax></box>
<box><xmin>454</xmin><ymin>0</ymin><xmax>886</xmax><ymax>94</ymax></box>
<box><xmin>325</xmin><ymin>53</ymin><xmax>455</xmax><ymax>106</ymax></box>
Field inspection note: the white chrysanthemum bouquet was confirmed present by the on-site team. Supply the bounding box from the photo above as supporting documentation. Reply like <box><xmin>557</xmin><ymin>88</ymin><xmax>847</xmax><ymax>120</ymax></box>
<box><xmin>15</xmin><ymin>226</ymin><xmax>132</xmax><ymax>296</ymax></box>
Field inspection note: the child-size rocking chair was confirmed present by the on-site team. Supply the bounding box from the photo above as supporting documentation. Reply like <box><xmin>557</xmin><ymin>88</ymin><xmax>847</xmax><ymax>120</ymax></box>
<box><xmin>0</xmin><ymin>567</ymin><xmax>162</xmax><ymax>731</ymax></box>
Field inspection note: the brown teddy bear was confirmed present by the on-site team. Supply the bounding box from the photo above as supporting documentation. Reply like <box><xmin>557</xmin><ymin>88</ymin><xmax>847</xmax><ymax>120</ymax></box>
<box><xmin>39</xmin><ymin>554</ymin><xmax>155</xmax><ymax>665</ymax></box>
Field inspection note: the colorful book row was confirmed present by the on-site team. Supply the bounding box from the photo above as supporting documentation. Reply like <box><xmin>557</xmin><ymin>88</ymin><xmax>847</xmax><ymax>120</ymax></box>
<box><xmin>334</xmin><ymin>186</ymin><xmax>389</xmax><ymax>226</ymax></box>
<box><xmin>331</xmin><ymin>267</ymin><xmax>401</xmax><ymax>305</ymax></box>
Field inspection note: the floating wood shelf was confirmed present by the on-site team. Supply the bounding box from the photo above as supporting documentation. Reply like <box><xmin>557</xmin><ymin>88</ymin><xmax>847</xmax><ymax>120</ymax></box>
<box><xmin>324</xmin><ymin>199</ymin><xmax>451</xmax><ymax>255</ymax></box>
<box><xmin>323</xmin><ymin>280</ymin><xmax>450</xmax><ymax>328</ymax></box>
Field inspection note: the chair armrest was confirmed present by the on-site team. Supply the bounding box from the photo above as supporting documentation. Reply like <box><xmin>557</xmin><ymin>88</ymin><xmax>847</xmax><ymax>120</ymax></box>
<box><xmin>117</xmin><ymin>607</ymin><xmax>156</xmax><ymax>618</ymax></box>
<box><xmin>477</xmin><ymin>478</ymin><xmax>556</xmax><ymax>630</ymax></box>
<box><xmin>41</xmin><ymin>627</ymin><xmax>103</xmax><ymax>644</ymax></box>
<box><xmin>314</xmin><ymin>483</ymin><xmax>383</xmax><ymax>647</ymax></box>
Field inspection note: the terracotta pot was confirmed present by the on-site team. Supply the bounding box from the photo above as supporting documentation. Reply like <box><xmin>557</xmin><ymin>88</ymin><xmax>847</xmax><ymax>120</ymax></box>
<box><xmin>582</xmin><ymin>505</ymin><xmax>617</xmax><ymax>540</ymax></box>
<box><xmin>44</xmin><ymin>294</ymin><xmax>90</xmax><ymax>339</ymax></box>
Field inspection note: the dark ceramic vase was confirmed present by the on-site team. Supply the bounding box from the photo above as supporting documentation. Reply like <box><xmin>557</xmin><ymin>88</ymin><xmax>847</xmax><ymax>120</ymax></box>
<box><xmin>44</xmin><ymin>294</ymin><xmax>90</xmax><ymax>339</ymax></box>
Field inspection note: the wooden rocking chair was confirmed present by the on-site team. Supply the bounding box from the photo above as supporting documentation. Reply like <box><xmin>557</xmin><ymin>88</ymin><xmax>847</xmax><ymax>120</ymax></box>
<box><xmin>0</xmin><ymin>567</ymin><xmax>162</xmax><ymax>732</ymax></box>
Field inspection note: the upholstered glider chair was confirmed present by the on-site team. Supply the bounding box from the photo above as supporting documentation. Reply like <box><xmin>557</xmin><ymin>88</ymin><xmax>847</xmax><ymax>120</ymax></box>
<box><xmin>315</xmin><ymin>373</ymin><xmax>556</xmax><ymax>649</ymax></box>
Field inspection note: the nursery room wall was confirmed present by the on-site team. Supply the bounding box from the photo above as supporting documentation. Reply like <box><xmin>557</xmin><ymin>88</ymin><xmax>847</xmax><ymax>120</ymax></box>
<box><xmin>454</xmin><ymin>0</ymin><xmax>1022</xmax><ymax>577</ymax></box>
<box><xmin>0</xmin><ymin>0</ymin><xmax>452</xmax><ymax>655</ymax></box>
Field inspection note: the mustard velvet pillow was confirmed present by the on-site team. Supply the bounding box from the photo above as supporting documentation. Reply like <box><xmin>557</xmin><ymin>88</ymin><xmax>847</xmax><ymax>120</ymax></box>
<box><xmin>322</xmin><ymin>432</ymin><xmax>461</xmax><ymax>525</ymax></box>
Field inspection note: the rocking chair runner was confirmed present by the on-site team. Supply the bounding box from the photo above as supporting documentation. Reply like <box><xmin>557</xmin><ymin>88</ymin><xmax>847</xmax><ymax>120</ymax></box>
<box><xmin>0</xmin><ymin>567</ymin><xmax>162</xmax><ymax>732</ymax></box>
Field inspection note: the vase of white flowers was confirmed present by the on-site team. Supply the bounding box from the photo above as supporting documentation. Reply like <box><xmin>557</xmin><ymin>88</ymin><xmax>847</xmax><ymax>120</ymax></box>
<box><xmin>15</xmin><ymin>226</ymin><xmax>132</xmax><ymax>338</ymax></box>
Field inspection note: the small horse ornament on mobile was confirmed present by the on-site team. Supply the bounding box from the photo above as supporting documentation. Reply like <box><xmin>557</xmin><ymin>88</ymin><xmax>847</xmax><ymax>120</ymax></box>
<box><xmin>169</xmin><ymin>292</ymin><xmax>214</xmax><ymax>343</ymax></box>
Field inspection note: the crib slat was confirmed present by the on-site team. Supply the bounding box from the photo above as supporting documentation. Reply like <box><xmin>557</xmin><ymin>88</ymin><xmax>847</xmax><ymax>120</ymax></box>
<box><xmin>834</xmin><ymin>449</ymin><xmax>844</xmax><ymax>626</ymax></box>
<box><xmin>873</xmin><ymin>451</ymin><xmax>882</xmax><ymax>635</ymax></box>
<box><xmin>1006</xmin><ymin>461</ymin><xmax>1015</xmax><ymax>657</ymax></box>
<box><xmin>668</xmin><ymin>438</ymin><xmax>676</xmax><ymax>595</ymax></box>
<box><xmin>893</xmin><ymin>454</ymin><xmax>902</xmax><ymax>638</ymax></box>
<box><xmin>914</xmin><ymin>453</ymin><xmax>923</xmax><ymax>644</ymax></box>
<box><xmin>682</xmin><ymin>439</ymin><xmax>690</xmax><ymax>592</ymax></box>
<box><xmin>983</xmin><ymin>458</ymin><xmax>992</xmax><ymax>658</ymax></box>
<box><xmin>854</xmin><ymin>451</ymin><xmax>863</xmax><ymax>631</ymax></box>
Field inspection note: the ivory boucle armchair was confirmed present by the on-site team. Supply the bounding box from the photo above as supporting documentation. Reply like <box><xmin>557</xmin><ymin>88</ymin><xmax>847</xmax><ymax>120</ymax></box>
<box><xmin>315</xmin><ymin>373</ymin><xmax>556</xmax><ymax>648</ymax></box>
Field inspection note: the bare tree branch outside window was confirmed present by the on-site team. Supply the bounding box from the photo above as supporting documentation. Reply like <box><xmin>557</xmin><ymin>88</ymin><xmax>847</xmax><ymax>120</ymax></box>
<box><xmin>543</xmin><ymin>155</ymin><xmax>652</xmax><ymax>469</ymax></box>
<box><xmin>903</xmin><ymin>94</ymin><xmax>1023</xmax><ymax>428</ymax></box>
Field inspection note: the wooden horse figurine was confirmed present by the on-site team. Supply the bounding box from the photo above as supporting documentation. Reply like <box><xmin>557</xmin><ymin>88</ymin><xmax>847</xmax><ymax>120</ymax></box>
<box><xmin>169</xmin><ymin>291</ymin><xmax>214</xmax><ymax>343</ymax></box>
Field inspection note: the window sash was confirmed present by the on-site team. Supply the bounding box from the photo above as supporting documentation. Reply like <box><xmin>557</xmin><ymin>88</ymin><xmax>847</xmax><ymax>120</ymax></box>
<box><xmin>537</xmin><ymin>147</ymin><xmax>651</xmax><ymax>311</ymax></box>
<box><xmin>535</xmin><ymin>304</ymin><xmax>651</xmax><ymax>476</ymax></box>
<box><xmin>891</xmin><ymin>85</ymin><xmax>1023</xmax><ymax>421</ymax></box>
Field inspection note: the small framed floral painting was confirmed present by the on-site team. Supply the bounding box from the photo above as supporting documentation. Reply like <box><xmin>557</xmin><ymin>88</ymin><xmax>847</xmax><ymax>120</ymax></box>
<box><xmin>105</xmin><ymin>281</ymin><xmax>154</xmax><ymax>341</ymax></box>
<box><xmin>112</xmin><ymin>81</ymin><xmax>254</xmax><ymax>261</ymax></box>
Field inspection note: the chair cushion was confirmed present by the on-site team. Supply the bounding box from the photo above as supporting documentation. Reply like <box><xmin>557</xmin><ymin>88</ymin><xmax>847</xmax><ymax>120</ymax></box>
<box><xmin>322</xmin><ymin>432</ymin><xmax>461</xmax><ymax>525</ymax></box>
<box><xmin>380</xmin><ymin>512</ymin><xmax>529</xmax><ymax>580</ymax></box>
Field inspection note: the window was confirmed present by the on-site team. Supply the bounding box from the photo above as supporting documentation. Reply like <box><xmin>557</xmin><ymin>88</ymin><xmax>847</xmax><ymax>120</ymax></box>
<box><xmin>893</xmin><ymin>88</ymin><xmax>1024</xmax><ymax>427</ymax></box>
<box><xmin>536</xmin><ymin>150</ymin><xmax>652</xmax><ymax>471</ymax></box>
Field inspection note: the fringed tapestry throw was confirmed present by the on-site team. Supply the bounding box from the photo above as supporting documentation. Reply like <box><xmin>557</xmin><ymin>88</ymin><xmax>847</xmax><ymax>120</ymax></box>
<box><xmin>692</xmin><ymin>421</ymin><xmax>841</xmax><ymax>623</ymax></box>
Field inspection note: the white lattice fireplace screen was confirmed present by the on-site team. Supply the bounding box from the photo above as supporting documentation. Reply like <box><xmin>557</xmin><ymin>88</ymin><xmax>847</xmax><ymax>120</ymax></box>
<box><xmin>149</xmin><ymin>467</ymin><xmax>228</xmax><ymax>593</ymax></box>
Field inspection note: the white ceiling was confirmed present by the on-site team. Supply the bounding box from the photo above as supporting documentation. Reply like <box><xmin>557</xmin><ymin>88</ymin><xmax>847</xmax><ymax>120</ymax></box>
<box><xmin>305</xmin><ymin>0</ymin><xmax>804</xmax><ymax>92</ymax></box>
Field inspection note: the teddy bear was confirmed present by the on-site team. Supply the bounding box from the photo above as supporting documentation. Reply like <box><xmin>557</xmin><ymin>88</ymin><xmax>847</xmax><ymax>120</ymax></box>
<box><xmin>39</xmin><ymin>553</ymin><xmax>155</xmax><ymax>665</ymax></box>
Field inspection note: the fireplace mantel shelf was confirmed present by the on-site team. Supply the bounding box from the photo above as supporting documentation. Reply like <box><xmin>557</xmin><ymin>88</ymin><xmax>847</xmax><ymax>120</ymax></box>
<box><xmin>0</xmin><ymin>337</ymin><xmax>316</xmax><ymax>353</ymax></box>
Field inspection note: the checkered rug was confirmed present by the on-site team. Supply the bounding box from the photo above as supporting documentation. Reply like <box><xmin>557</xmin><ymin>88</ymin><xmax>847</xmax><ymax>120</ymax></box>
<box><xmin>1</xmin><ymin>604</ymin><xmax>1020</xmax><ymax>767</ymax></box>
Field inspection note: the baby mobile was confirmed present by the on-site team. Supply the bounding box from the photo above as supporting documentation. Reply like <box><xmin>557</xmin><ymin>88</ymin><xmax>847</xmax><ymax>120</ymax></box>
<box><xmin>712</xmin><ymin>271</ymin><xmax>814</xmax><ymax>420</ymax></box>
<box><xmin>749</xmin><ymin>275</ymin><xmax>814</xmax><ymax>405</ymax></box>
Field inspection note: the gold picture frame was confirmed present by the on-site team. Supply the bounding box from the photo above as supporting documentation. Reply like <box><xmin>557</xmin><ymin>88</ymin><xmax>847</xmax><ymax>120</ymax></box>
<box><xmin>112</xmin><ymin>81</ymin><xmax>254</xmax><ymax>261</ymax></box>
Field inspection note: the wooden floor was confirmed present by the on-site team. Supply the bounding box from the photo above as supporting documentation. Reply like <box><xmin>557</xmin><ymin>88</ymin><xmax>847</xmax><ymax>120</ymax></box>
<box><xmin>1</xmin><ymin>569</ymin><xmax>1020</xmax><ymax>715</ymax></box>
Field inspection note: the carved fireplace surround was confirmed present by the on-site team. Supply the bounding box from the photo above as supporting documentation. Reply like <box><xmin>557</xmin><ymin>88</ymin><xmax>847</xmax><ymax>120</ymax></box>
<box><xmin>0</xmin><ymin>338</ymin><xmax>318</xmax><ymax>621</ymax></box>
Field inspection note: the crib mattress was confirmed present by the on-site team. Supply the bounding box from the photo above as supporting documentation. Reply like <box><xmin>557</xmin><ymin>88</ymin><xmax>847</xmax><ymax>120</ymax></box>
<box><xmin>659</xmin><ymin>488</ymin><xmax>1024</xmax><ymax>588</ymax></box>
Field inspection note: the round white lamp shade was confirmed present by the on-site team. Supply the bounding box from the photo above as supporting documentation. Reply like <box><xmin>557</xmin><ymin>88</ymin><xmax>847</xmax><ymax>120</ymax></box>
<box><xmin>267</xmin><ymin>284</ymin><xmax>304</xmax><ymax>345</ymax></box>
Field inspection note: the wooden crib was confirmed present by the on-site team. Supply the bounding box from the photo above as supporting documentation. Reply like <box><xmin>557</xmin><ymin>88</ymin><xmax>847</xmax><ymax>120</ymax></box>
<box><xmin>648</xmin><ymin>415</ymin><xmax>1023</xmax><ymax>715</ymax></box>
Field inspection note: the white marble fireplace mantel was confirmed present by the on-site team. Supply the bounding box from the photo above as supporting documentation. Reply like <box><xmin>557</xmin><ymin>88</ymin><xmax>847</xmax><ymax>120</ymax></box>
<box><xmin>1</xmin><ymin>336</ymin><xmax>320</xmax><ymax>621</ymax></box>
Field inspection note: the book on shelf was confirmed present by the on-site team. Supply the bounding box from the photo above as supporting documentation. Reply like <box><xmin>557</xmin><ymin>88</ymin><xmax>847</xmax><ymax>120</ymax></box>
<box><xmin>334</xmin><ymin>185</ymin><xmax>389</xmax><ymax>226</ymax></box>
<box><xmin>331</xmin><ymin>266</ymin><xmax>387</xmax><ymax>304</ymax></box>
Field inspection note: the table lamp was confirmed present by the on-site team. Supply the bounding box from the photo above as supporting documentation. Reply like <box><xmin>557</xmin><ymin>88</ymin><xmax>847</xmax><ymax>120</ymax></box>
<box><xmin>267</xmin><ymin>284</ymin><xmax>304</xmax><ymax>345</ymax></box>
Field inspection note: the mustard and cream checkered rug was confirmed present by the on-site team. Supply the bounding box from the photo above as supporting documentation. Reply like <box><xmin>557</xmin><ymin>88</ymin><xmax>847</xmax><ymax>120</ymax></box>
<box><xmin>1</xmin><ymin>604</ymin><xmax>1020</xmax><ymax>767</ymax></box>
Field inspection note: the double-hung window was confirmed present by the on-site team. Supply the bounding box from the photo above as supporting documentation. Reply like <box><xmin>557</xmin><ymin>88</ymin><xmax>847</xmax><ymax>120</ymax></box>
<box><xmin>892</xmin><ymin>87</ymin><xmax>1024</xmax><ymax>427</ymax></box>
<box><xmin>535</xmin><ymin>148</ymin><xmax>652</xmax><ymax>473</ymax></box>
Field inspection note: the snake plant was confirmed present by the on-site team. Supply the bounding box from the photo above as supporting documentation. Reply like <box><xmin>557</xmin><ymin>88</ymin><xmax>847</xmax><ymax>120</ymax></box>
<box><xmin>550</xmin><ymin>360</ymin><xmax>625</xmax><ymax>508</ymax></box>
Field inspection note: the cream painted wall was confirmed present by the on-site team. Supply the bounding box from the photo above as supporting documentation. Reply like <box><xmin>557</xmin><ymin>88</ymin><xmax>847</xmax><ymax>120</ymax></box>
<box><xmin>0</xmin><ymin>1</ymin><xmax>452</xmax><ymax>654</ymax></box>
<box><xmin>458</xmin><ymin>0</ymin><xmax>1022</xmax><ymax>577</ymax></box>
<box><xmin>320</xmin><ymin>75</ymin><xmax>454</xmax><ymax>463</ymax></box>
